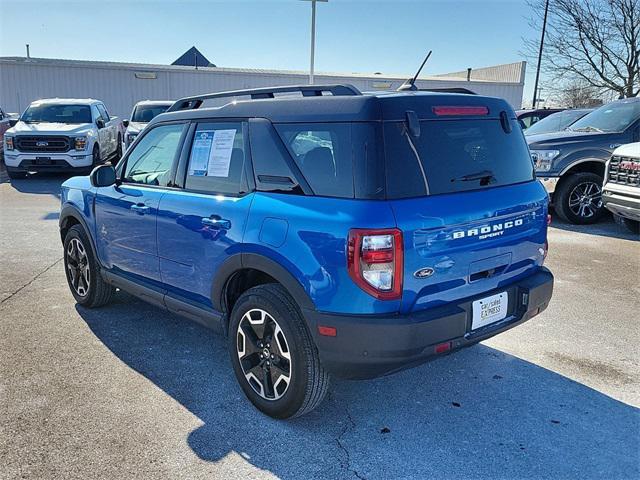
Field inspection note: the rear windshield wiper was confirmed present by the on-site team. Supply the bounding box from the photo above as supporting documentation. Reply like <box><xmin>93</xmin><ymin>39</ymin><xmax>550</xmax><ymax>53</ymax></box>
<box><xmin>452</xmin><ymin>170</ymin><xmax>496</xmax><ymax>184</ymax></box>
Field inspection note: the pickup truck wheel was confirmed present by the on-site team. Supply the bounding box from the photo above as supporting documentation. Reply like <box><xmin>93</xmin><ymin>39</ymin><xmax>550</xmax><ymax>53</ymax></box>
<box><xmin>614</xmin><ymin>214</ymin><xmax>640</xmax><ymax>234</ymax></box>
<box><xmin>554</xmin><ymin>172</ymin><xmax>606</xmax><ymax>225</ymax></box>
<box><xmin>63</xmin><ymin>224</ymin><xmax>114</xmax><ymax>308</ymax></box>
<box><xmin>92</xmin><ymin>145</ymin><xmax>101</xmax><ymax>166</ymax></box>
<box><xmin>114</xmin><ymin>135</ymin><xmax>122</xmax><ymax>160</ymax></box>
<box><xmin>228</xmin><ymin>284</ymin><xmax>330</xmax><ymax>419</ymax></box>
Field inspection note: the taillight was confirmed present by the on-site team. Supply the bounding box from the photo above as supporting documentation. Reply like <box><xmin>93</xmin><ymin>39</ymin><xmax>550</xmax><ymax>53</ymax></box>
<box><xmin>432</xmin><ymin>106</ymin><xmax>489</xmax><ymax>116</ymax></box>
<box><xmin>347</xmin><ymin>228</ymin><xmax>403</xmax><ymax>300</ymax></box>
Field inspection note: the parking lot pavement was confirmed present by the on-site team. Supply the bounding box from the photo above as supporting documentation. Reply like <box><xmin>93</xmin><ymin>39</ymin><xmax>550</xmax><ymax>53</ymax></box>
<box><xmin>1</xmin><ymin>174</ymin><xmax>639</xmax><ymax>480</ymax></box>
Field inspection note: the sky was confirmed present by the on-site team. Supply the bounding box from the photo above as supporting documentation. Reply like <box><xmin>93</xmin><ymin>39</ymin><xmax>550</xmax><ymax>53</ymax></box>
<box><xmin>0</xmin><ymin>0</ymin><xmax>543</xmax><ymax>105</ymax></box>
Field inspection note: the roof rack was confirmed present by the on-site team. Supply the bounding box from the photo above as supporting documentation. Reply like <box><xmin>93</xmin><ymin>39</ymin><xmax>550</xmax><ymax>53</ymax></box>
<box><xmin>167</xmin><ymin>84</ymin><xmax>362</xmax><ymax>112</ymax></box>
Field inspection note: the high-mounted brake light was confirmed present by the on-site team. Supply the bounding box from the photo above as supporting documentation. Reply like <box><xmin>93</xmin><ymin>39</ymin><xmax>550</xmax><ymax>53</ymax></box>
<box><xmin>348</xmin><ymin>228</ymin><xmax>403</xmax><ymax>300</ymax></box>
<box><xmin>432</xmin><ymin>106</ymin><xmax>489</xmax><ymax>116</ymax></box>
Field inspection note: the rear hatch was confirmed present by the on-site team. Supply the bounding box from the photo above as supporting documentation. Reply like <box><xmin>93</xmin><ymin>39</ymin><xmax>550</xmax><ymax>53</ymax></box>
<box><xmin>381</xmin><ymin>97</ymin><xmax>548</xmax><ymax>314</ymax></box>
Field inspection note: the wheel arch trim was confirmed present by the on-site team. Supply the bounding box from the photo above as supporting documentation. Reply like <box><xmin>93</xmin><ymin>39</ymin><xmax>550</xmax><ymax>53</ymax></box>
<box><xmin>211</xmin><ymin>252</ymin><xmax>315</xmax><ymax>314</ymax></box>
<box><xmin>558</xmin><ymin>157</ymin><xmax>606</xmax><ymax>177</ymax></box>
<box><xmin>59</xmin><ymin>205</ymin><xmax>101</xmax><ymax>267</ymax></box>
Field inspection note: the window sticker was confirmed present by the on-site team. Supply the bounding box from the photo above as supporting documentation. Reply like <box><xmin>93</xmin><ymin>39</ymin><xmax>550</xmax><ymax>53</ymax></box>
<box><xmin>188</xmin><ymin>129</ymin><xmax>237</xmax><ymax>177</ymax></box>
<box><xmin>189</xmin><ymin>130</ymin><xmax>214</xmax><ymax>176</ymax></box>
<box><xmin>207</xmin><ymin>129</ymin><xmax>237</xmax><ymax>177</ymax></box>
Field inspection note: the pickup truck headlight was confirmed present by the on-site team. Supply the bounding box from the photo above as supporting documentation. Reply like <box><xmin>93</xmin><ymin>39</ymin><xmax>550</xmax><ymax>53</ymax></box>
<box><xmin>4</xmin><ymin>136</ymin><xmax>14</xmax><ymax>151</ymax></box>
<box><xmin>74</xmin><ymin>136</ymin><xmax>88</xmax><ymax>151</ymax></box>
<box><xmin>126</xmin><ymin>133</ymin><xmax>138</xmax><ymax>145</ymax></box>
<box><xmin>530</xmin><ymin>149</ymin><xmax>560</xmax><ymax>172</ymax></box>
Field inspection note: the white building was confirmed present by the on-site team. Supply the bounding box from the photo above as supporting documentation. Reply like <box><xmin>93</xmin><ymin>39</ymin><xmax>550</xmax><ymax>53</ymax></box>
<box><xmin>0</xmin><ymin>56</ymin><xmax>526</xmax><ymax>119</ymax></box>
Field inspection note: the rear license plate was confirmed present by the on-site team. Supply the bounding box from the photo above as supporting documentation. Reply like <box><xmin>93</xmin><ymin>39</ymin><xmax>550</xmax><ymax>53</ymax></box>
<box><xmin>472</xmin><ymin>292</ymin><xmax>508</xmax><ymax>330</ymax></box>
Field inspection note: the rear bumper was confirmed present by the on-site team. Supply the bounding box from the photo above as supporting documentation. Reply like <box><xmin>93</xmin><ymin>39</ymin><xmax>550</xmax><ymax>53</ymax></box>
<box><xmin>305</xmin><ymin>268</ymin><xmax>554</xmax><ymax>379</ymax></box>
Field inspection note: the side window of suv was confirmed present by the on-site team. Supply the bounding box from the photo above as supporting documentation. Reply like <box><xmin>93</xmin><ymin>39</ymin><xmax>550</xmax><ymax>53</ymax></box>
<box><xmin>122</xmin><ymin>123</ymin><xmax>186</xmax><ymax>186</ymax></box>
<box><xmin>185</xmin><ymin>122</ymin><xmax>249</xmax><ymax>195</ymax></box>
<box><xmin>275</xmin><ymin>123</ymin><xmax>354</xmax><ymax>198</ymax></box>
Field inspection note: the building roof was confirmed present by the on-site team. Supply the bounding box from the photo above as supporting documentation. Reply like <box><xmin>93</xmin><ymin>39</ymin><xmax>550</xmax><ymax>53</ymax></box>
<box><xmin>0</xmin><ymin>56</ymin><xmax>524</xmax><ymax>85</ymax></box>
<box><xmin>172</xmin><ymin>47</ymin><xmax>215</xmax><ymax>68</ymax></box>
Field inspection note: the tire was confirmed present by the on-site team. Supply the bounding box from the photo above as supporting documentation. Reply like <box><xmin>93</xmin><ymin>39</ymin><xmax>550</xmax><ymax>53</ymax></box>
<box><xmin>63</xmin><ymin>224</ymin><xmax>114</xmax><ymax>308</ymax></box>
<box><xmin>554</xmin><ymin>172</ymin><xmax>606</xmax><ymax>225</ymax></box>
<box><xmin>614</xmin><ymin>214</ymin><xmax>640</xmax><ymax>234</ymax></box>
<box><xmin>92</xmin><ymin>145</ymin><xmax>101</xmax><ymax>167</ymax></box>
<box><xmin>7</xmin><ymin>169</ymin><xmax>27</xmax><ymax>179</ymax></box>
<box><xmin>114</xmin><ymin>135</ymin><xmax>122</xmax><ymax>161</ymax></box>
<box><xmin>228</xmin><ymin>284</ymin><xmax>330</xmax><ymax>419</ymax></box>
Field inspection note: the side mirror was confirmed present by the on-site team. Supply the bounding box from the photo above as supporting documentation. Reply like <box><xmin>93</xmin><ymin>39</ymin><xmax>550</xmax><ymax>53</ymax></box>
<box><xmin>90</xmin><ymin>164</ymin><xmax>117</xmax><ymax>187</ymax></box>
<box><xmin>123</xmin><ymin>119</ymin><xmax>129</xmax><ymax>128</ymax></box>
<box><xmin>96</xmin><ymin>118</ymin><xmax>105</xmax><ymax>129</ymax></box>
<box><xmin>9</xmin><ymin>119</ymin><xmax>18</xmax><ymax>127</ymax></box>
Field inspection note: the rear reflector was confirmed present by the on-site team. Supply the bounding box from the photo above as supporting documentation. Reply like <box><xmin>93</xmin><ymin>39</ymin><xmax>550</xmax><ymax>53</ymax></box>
<box><xmin>435</xmin><ymin>342</ymin><xmax>451</xmax><ymax>354</ymax></box>
<box><xmin>432</xmin><ymin>106</ymin><xmax>489</xmax><ymax>116</ymax></box>
<box><xmin>547</xmin><ymin>214</ymin><xmax>552</xmax><ymax>225</ymax></box>
<box><xmin>318</xmin><ymin>326</ymin><xmax>337</xmax><ymax>337</ymax></box>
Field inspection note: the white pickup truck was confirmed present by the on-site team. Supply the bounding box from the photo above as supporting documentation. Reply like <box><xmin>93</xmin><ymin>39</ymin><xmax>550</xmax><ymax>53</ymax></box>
<box><xmin>3</xmin><ymin>98</ymin><xmax>123</xmax><ymax>179</ymax></box>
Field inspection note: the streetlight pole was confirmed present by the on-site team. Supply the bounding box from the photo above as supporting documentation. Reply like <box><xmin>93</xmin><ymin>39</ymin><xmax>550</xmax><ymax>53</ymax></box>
<box><xmin>532</xmin><ymin>0</ymin><xmax>549</xmax><ymax>108</ymax></box>
<box><xmin>302</xmin><ymin>0</ymin><xmax>328</xmax><ymax>84</ymax></box>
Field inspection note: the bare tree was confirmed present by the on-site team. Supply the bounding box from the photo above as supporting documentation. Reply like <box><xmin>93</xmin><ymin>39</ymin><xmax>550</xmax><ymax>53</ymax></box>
<box><xmin>525</xmin><ymin>0</ymin><xmax>640</xmax><ymax>99</ymax></box>
<box><xmin>558</xmin><ymin>81</ymin><xmax>604</xmax><ymax>107</ymax></box>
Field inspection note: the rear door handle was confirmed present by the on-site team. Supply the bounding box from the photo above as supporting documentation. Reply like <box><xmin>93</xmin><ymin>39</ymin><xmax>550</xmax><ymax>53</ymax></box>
<box><xmin>131</xmin><ymin>204</ymin><xmax>151</xmax><ymax>214</ymax></box>
<box><xmin>201</xmin><ymin>216</ymin><xmax>231</xmax><ymax>229</ymax></box>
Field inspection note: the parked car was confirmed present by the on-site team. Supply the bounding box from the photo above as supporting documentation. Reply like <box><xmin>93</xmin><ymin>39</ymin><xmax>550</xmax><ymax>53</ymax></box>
<box><xmin>516</xmin><ymin>108</ymin><xmax>563</xmax><ymax>130</ymax></box>
<box><xmin>123</xmin><ymin>100</ymin><xmax>173</xmax><ymax>149</ymax></box>
<box><xmin>59</xmin><ymin>84</ymin><xmax>554</xmax><ymax>418</ymax></box>
<box><xmin>0</xmin><ymin>108</ymin><xmax>12</xmax><ymax>150</ymax></box>
<box><xmin>524</xmin><ymin>108</ymin><xmax>593</xmax><ymax>136</ymax></box>
<box><xmin>603</xmin><ymin>142</ymin><xmax>640</xmax><ymax>233</ymax></box>
<box><xmin>527</xmin><ymin>97</ymin><xmax>640</xmax><ymax>224</ymax></box>
<box><xmin>3</xmin><ymin>98</ymin><xmax>123</xmax><ymax>179</ymax></box>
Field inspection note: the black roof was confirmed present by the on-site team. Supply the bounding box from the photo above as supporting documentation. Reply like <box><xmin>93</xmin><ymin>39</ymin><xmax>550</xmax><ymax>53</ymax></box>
<box><xmin>172</xmin><ymin>47</ymin><xmax>215</xmax><ymax>68</ymax></box>
<box><xmin>150</xmin><ymin>84</ymin><xmax>515</xmax><ymax>126</ymax></box>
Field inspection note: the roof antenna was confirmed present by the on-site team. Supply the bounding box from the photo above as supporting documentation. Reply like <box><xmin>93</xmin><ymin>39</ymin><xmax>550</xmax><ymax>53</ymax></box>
<box><xmin>397</xmin><ymin>50</ymin><xmax>432</xmax><ymax>91</ymax></box>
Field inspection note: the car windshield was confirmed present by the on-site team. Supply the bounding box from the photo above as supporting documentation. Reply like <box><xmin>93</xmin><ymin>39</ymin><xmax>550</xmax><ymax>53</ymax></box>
<box><xmin>21</xmin><ymin>104</ymin><xmax>92</xmax><ymax>124</ymax></box>
<box><xmin>524</xmin><ymin>110</ymin><xmax>591</xmax><ymax>136</ymax></box>
<box><xmin>131</xmin><ymin>104</ymin><xmax>171</xmax><ymax>123</ymax></box>
<box><xmin>567</xmin><ymin>100</ymin><xmax>640</xmax><ymax>133</ymax></box>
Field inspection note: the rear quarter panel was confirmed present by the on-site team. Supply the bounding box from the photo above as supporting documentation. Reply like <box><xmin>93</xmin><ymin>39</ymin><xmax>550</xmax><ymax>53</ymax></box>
<box><xmin>245</xmin><ymin>193</ymin><xmax>400</xmax><ymax>314</ymax></box>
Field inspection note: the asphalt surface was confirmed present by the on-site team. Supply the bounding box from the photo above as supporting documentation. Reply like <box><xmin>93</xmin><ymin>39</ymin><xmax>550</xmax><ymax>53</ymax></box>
<box><xmin>1</xmin><ymin>171</ymin><xmax>639</xmax><ymax>480</ymax></box>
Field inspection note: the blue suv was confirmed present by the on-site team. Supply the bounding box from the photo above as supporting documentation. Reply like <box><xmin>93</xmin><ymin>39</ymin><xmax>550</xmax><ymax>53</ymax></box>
<box><xmin>59</xmin><ymin>85</ymin><xmax>554</xmax><ymax>418</ymax></box>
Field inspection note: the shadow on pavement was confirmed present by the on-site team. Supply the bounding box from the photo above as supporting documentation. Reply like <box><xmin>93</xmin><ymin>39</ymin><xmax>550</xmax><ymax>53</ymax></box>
<box><xmin>550</xmin><ymin>212</ymin><xmax>639</xmax><ymax>241</ymax></box>
<box><xmin>77</xmin><ymin>293</ymin><xmax>638</xmax><ymax>479</ymax></box>
<box><xmin>5</xmin><ymin>172</ymin><xmax>69</xmax><ymax>198</ymax></box>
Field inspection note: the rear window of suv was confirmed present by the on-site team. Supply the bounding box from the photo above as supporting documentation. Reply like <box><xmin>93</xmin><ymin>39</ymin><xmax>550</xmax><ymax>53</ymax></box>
<box><xmin>384</xmin><ymin>118</ymin><xmax>535</xmax><ymax>198</ymax></box>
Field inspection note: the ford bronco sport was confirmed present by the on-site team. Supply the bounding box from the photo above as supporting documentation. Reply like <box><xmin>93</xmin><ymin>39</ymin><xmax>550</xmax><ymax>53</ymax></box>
<box><xmin>59</xmin><ymin>85</ymin><xmax>554</xmax><ymax>418</ymax></box>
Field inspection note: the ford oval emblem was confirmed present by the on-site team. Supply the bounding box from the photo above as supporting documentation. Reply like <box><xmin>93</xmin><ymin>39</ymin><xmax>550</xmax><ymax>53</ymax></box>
<box><xmin>414</xmin><ymin>267</ymin><xmax>434</xmax><ymax>279</ymax></box>
<box><xmin>36</xmin><ymin>141</ymin><xmax>49</xmax><ymax>147</ymax></box>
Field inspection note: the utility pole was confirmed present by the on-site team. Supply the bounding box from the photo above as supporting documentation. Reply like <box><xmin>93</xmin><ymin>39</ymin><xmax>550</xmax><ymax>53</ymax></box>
<box><xmin>532</xmin><ymin>0</ymin><xmax>549</xmax><ymax>108</ymax></box>
<box><xmin>302</xmin><ymin>0</ymin><xmax>328</xmax><ymax>84</ymax></box>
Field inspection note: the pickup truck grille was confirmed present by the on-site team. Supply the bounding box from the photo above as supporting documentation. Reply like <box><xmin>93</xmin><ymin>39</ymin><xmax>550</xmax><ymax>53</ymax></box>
<box><xmin>607</xmin><ymin>155</ymin><xmax>640</xmax><ymax>187</ymax></box>
<box><xmin>15</xmin><ymin>135</ymin><xmax>71</xmax><ymax>153</ymax></box>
